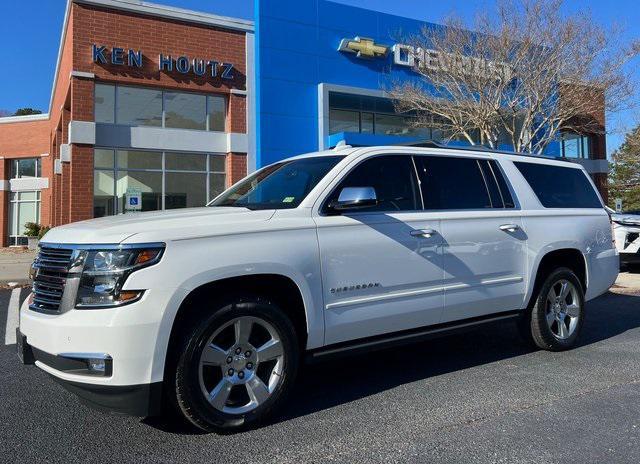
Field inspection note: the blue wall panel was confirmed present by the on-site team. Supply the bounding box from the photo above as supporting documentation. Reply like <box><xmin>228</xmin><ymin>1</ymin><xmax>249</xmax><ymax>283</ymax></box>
<box><xmin>256</xmin><ymin>0</ymin><xmax>563</xmax><ymax>167</ymax></box>
<box><xmin>256</xmin><ymin>0</ymin><xmax>438</xmax><ymax>166</ymax></box>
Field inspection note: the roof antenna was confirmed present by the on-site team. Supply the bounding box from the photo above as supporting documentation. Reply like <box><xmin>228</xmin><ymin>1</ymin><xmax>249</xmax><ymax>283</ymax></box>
<box><xmin>333</xmin><ymin>140</ymin><xmax>352</xmax><ymax>151</ymax></box>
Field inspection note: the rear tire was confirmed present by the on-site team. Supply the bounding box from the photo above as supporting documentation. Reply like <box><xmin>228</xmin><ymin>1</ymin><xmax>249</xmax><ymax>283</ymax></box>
<box><xmin>519</xmin><ymin>268</ymin><xmax>585</xmax><ymax>351</ymax></box>
<box><xmin>167</xmin><ymin>295</ymin><xmax>299</xmax><ymax>433</ymax></box>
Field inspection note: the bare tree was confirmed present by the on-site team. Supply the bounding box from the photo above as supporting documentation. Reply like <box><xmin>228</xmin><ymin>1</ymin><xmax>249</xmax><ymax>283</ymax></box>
<box><xmin>0</xmin><ymin>109</ymin><xmax>12</xmax><ymax>118</ymax></box>
<box><xmin>388</xmin><ymin>0</ymin><xmax>640</xmax><ymax>154</ymax></box>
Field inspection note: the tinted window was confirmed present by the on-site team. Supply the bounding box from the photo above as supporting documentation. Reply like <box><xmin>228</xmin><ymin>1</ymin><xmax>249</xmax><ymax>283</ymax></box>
<box><xmin>325</xmin><ymin>155</ymin><xmax>420</xmax><ymax>212</ymax></box>
<box><xmin>415</xmin><ymin>156</ymin><xmax>492</xmax><ymax>210</ymax></box>
<box><xmin>488</xmin><ymin>160</ymin><xmax>516</xmax><ymax>208</ymax></box>
<box><xmin>478</xmin><ymin>160</ymin><xmax>503</xmax><ymax>208</ymax></box>
<box><xmin>514</xmin><ymin>162</ymin><xmax>602</xmax><ymax>208</ymax></box>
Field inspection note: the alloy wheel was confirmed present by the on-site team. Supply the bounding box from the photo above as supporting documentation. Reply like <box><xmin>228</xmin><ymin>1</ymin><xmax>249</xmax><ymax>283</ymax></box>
<box><xmin>545</xmin><ymin>279</ymin><xmax>581</xmax><ymax>340</ymax></box>
<box><xmin>198</xmin><ymin>316</ymin><xmax>285</xmax><ymax>415</ymax></box>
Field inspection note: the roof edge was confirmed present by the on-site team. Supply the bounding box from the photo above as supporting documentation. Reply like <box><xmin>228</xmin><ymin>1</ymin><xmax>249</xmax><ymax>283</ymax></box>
<box><xmin>0</xmin><ymin>113</ymin><xmax>51</xmax><ymax>124</ymax></box>
<box><xmin>74</xmin><ymin>0</ymin><xmax>254</xmax><ymax>32</ymax></box>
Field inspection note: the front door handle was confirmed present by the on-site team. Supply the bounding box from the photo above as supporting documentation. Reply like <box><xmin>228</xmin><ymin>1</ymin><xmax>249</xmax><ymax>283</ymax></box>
<box><xmin>499</xmin><ymin>223</ymin><xmax>521</xmax><ymax>232</ymax></box>
<box><xmin>410</xmin><ymin>228</ymin><xmax>437</xmax><ymax>238</ymax></box>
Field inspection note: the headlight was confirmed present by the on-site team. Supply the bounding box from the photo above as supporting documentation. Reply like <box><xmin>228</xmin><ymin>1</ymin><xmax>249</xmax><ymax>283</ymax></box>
<box><xmin>76</xmin><ymin>245</ymin><xmax>164</xmax><ymax>309</ymax></box>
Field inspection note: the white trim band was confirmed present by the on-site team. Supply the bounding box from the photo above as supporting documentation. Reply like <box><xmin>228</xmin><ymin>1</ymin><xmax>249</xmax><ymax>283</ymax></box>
<box><xmin>0</xmin><ymin>114</ymin><xmax>50</xmax><ymax>124</ymax></box>
<box><xmin>70</xmin><ymin>70</ymin><xmax>95</xmax><ymax>79</ymax></box>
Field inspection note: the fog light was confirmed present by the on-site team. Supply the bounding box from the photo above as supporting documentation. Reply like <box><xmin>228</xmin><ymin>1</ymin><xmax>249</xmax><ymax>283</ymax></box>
<box><xmin>60</xmin><ymin>353</ymin><xmax>113</xmax><ymax>377</ymax></box>
<box><xmin>88</xmin><ymin>358</ymin><xmax>107</xmax><ymax>373</ymax></box>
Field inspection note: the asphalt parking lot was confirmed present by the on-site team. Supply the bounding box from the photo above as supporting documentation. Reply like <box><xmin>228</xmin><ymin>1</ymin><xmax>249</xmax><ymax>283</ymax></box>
<box><xmin>2</xmin><ymin>275</ymin><xmax>640</xmax><ymax>464</ymax></box>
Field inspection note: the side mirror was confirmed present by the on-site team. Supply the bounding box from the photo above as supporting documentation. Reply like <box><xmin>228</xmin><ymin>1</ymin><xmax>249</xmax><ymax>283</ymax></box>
<box><xmin>330</xmin><ymin>187</ymin><xmax>378</xmax><ymax>211</ymax></box>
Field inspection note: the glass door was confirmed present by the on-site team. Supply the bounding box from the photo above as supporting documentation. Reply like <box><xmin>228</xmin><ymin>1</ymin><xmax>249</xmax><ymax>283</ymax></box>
<box><xmin>8</xmin><ymin>191</ymin><xmax>41</xmax><ymax>246</ymax></box>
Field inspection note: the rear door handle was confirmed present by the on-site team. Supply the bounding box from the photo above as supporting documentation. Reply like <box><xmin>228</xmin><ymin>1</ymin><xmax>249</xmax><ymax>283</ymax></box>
<box><xmin>499</xmin><ymin>224</ymin><xmax>520</xmax><ymax>232</ymax></box>
<box><xmin>410</xmin><ymin>228</ymin><xmax>437</xmax><ymax>238</ymax></box>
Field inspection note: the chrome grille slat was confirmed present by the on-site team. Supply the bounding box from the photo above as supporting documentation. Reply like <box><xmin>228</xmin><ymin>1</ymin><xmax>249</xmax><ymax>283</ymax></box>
<box><xmin>32</xmin><ymin>286</ymin><xmax>63</xmax><ymax>299</ymax></box>
<box><xmin>30</xmin><ymin>246</ymin><xmax>74</xmax><ymax>314</ymax></box>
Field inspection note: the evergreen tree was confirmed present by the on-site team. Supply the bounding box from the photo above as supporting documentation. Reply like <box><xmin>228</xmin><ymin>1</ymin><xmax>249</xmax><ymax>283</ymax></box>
<box><xmin>13</xmin><ymin>108</ymin><xmax>43</xmax><ymax>116</ymax></box>
<box><xmin>609</xmin><ymin>126</ymin><xmax>640</xmax><ymax>211</ymax></box>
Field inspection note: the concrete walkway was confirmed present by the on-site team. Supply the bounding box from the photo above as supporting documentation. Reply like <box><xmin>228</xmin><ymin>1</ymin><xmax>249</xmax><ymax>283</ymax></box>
<box><xmin>0</xmin><ymin>249</ymin><xmax>36</xmax><ymax>286</ymax></box>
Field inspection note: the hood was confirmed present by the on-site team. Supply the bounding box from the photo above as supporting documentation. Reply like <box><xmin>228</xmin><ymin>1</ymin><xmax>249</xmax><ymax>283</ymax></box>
<box><xmin>612</xmin><ymin>213</ymin><xmax>640</xmax><ymax>226</ymax></box>
<box><xmin>41</xmin><ymin>207</ymin><xmax>276</xmax><ymax>245</ymax></box>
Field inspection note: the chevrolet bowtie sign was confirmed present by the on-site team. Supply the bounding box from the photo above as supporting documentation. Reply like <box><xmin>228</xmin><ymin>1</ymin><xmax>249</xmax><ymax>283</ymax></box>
<box><xmin>338</xmin><ymin>37</ymin><xmax>389</xmax><ymax>59</ymax></box>
<box><xmin>338</xmin><ymin>37</ymin><xmax>512</xmax><ymax>81</ymax></box>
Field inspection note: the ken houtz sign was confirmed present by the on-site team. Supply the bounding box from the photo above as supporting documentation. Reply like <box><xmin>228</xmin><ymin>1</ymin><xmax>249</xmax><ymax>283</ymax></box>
<box><xmin>92</xmin><ymin>45</ymin><xmax>234</xmax><ymax>79</ymax></box>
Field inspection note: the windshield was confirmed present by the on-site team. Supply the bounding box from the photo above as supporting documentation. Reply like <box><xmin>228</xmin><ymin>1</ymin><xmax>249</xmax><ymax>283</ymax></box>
<box><xmin>210</xmin><ymin>156</ymin><xmax>344</xmax><ymax>210</ymax></box>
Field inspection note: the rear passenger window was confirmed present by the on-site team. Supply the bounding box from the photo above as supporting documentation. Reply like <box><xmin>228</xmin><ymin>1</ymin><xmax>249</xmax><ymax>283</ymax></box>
<box><xmin>478</xmin><ymin>160</ymin><xmax>503</xmax><ymax>208</ymax></box>
<box><xmin>514</xmin><ymin>162</ymin><xmax>602</xmax><ymax>208</ymax></box>
<box><xmin>415</xmin><ymin>156</ymin><xmax>493</xmax><ymax>210</ymax></box>
<box><xmin>488</xmin><ymin>160</ymin><xmax>516</xmax><ymax>208</ymax></box>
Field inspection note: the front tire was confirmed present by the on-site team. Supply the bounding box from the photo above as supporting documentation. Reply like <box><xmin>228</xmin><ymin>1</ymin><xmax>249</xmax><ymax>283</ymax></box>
<box><xmin>520</xmin><ymin>268</ymin><xmax>585</xmax><ymax>351</ymax></box>
<box><xmin>170</xmin><ymin>296</ymin><xmax>299</xmax><ymax>433</ymax></box>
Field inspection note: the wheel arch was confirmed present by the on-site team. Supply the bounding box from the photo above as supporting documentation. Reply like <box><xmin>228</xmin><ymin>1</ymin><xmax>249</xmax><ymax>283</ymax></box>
<box><xmin>526</xmin><ymin>248</ymin><xmax>588</xmax><ymax>309</ymax></box>
<box><xmin>158</xmin><ymin>271</ymin><xmax>314</xmax><ymax>379</ymax></box>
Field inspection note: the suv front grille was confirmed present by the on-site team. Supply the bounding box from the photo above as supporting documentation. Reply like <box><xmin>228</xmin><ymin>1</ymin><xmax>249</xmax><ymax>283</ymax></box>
<box><xmin>31</xmin><ymin>247</ymin><xmax>74</xmax><ymax>313</ymax></box>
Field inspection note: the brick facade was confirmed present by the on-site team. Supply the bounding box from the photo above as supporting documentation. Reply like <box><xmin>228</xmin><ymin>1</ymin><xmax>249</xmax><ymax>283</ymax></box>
<box><xmin>0</xmin><ymin>0</ymin><xmax>249</xmax><ymax>246</ymax></box>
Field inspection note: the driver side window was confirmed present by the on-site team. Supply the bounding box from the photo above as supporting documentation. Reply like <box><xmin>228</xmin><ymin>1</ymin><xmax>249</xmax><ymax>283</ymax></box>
<box><xmin>325</xmin><ymin>155</ymin><xmax>420</xmax><ymax>213</ymax></box>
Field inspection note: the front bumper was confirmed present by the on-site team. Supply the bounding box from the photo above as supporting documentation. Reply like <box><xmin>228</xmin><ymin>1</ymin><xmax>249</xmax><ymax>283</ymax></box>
<box><xmin>17</xmin><ymin>328</ymin><xmax>162</xmax><ymax>416</ymax></box>
<box><xmin>17</xmin><ymin>285</ymin><xmax>185</xmax><ymax>416</ymax></box>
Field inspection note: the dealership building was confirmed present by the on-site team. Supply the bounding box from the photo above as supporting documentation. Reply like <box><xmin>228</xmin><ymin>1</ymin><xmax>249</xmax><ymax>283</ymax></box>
<box><xmin>0</xmin><ymin>0</ymin><xmax>609</xmax><ymax>246</ymax></box>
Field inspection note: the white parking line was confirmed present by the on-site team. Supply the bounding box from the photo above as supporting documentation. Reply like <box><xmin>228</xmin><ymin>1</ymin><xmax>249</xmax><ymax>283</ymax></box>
<box><xmin>4</xmin><ymin>287</ymin><xmax>22</xmax><ymax>345</ymax></box>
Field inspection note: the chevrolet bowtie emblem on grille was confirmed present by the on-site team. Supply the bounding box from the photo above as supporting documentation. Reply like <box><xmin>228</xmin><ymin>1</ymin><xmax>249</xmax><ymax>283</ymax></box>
<box><xmin>338</xmin><ymin>36</ymin><xmax>389</xmax><ymax>59</ymax></box>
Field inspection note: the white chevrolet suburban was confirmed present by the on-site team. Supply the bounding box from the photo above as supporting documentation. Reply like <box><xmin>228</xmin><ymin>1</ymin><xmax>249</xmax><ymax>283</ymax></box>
<box><xmin>18</xmin><ymin>145</ymin><xmax>618</xmax><ymax>432</ymax></box>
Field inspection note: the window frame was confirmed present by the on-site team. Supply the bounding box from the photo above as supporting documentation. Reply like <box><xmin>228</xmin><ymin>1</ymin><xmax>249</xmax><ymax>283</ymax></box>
<box><xmin>93</xmin><ymin>148</ymin><xmax>227</xmax><ymax>216</ymax></box>
<box><xmin>94</xmin><ymin>83</ymin><xmax>227</xmax><ymax>133</ymax></box>
<box><xmin>11</xmin><ymin>158</ymin><xmax>41</xmax><ymax>179</ymax></box>
<box><xmin>320</xmin><ymin>154</ymin><xmax>424</xmax><ymax>215</ymax></box>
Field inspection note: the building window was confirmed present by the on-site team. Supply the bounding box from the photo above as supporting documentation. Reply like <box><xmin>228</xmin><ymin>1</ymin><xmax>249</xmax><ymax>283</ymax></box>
<box><xmin>164</xmin><ymin>91</ymin><xmax>206</xmax><ymax>130</ymax></box>
<box><xmin>11</xmin><ymin>158</ymin><xmax>41</xmax><ymax>178</ymax></box>
<box><xmin>560</xmin><ymin>133</ymin><xmax>592</xmax><ymax>159</ymax></box>
<box><xmin>93</xmin><ymin>149</ymin><xmax>226</xmax><ymax>217</ymax></box>
<box><xmin>208</xmin><ymin>95</ymin><xmax>226</xmax><ymax>132</ymax></box>
<box><xmin>117</xmin><ymin>86</ymin><xmax>163</xmax><ymax>127</ymax></box>
<box><xmin>8</xmin><ymin>191</ymin><xmax>41</xmax><ymax>246</ymax></box>
<box><xmin>329</xmin><ymin>109</ymin><xmax>360</xmax><ymax>133</ymax></box>
<box><xmin>328</xmin><ymin>92</ymin><xmax>432</xmax><ymax>138</ymax></box>
<box><xmin>94</xmin><ymin>84</ymin><xmax>115</xmax><ymax>124</ymax></box>
<box><xmin>95</xmin><ymin>84</ymin><xmax>227</xmax><ymax>132</ymax></box>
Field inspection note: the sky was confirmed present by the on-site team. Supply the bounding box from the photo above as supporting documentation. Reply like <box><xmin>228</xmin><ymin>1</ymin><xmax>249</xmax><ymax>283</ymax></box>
<box><xmin>0</xmin><ymin>0</ymin><xmax>638</xmax><ymax>155</ymax></box>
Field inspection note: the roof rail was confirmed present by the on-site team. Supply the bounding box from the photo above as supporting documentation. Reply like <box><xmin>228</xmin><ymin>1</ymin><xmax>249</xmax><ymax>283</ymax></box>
<box><xmin>399</xmin><ymin>139</ymin><xmax>570</xmax><ymax>162</ymax></box>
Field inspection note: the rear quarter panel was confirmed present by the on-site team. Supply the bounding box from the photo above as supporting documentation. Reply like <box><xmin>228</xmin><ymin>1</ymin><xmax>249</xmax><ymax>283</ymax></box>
<box><xmin>495</xmin><ymin>155</ymin><xmax>618</xmax><ymax>306</ymax></box>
